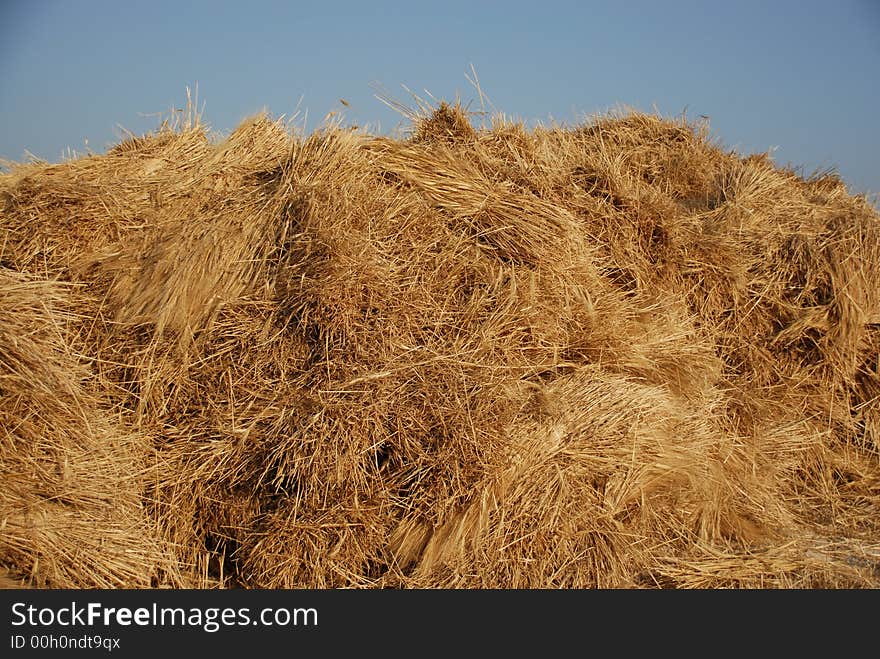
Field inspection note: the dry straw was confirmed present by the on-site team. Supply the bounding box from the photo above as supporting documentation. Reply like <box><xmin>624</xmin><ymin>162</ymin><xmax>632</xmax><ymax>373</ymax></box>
<box><xmin>1</xmin><ymin>99</ymin><xmax>878</xmax><ymax>588</ymax></box>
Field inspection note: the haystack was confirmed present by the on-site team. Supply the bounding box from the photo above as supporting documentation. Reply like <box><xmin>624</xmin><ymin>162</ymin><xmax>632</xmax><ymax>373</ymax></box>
<box><xmin>1</xmin><ymin>100</ymin><xmax>878</xmax><ymax>588</ymax></box>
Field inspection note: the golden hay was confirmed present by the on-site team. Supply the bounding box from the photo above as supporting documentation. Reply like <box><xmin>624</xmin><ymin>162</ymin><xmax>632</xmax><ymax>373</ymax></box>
<box><xmin>0</xmin><ymin>270</ymin><xmax>174</xmax><ymax>587</ymax></box>
<box><xmin>1</xmin><ymin>101</ymin><xmax>878</xmax><ymax>588</ymax></box>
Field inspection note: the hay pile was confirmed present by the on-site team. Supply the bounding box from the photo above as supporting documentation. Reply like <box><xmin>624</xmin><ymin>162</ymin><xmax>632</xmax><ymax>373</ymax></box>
<box><xmin>1</xmin><ymin>101</ymin><xmax>878</xmax><ymax>588</ymax></box>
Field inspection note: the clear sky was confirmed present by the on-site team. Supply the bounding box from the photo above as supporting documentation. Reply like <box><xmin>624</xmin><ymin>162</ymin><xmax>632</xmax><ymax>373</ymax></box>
<box><xmin>1</xmin><ymin>0</ymin><xmax>878</xmax><ymax>199</ymax></box>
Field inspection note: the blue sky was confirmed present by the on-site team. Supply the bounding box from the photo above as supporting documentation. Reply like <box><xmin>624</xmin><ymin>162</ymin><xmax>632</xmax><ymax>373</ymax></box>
<box><xmin>2</xmin><ymin>0</ymin><xmax>878</xmax><ymax>198</ymax></box>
